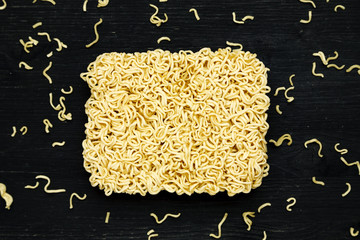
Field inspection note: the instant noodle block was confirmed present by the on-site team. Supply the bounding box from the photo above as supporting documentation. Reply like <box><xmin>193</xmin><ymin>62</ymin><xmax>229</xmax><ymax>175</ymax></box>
<box><xmin>80</xmin><ymin>47</ymin><xmax>270</xmax><ymax>196</ymax></box>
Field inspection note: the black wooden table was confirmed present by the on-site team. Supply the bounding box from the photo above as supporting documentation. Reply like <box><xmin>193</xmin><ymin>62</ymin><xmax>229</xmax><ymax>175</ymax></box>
<box><xmin>0</xmin><ymin>0</ymin><xmax>360</xmax><ymax>239</ymax></box>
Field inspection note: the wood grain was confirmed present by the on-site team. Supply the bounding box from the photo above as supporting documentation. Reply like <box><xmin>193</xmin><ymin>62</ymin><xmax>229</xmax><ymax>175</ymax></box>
<box><xmin>0</xmin><ymin>0</ymin><xmax>360</xmax><ymax>239</ymax></box>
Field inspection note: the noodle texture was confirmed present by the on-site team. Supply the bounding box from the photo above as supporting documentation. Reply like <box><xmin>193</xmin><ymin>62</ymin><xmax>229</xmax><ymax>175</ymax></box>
<box><xmin>81</xmin><ymin>47</ymin><xmax>271</xmax><ymax>196</ymax></box>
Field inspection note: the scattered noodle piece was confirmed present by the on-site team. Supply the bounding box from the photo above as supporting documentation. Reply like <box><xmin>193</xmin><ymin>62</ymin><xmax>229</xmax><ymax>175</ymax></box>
<box><xmin>25</xmin><ymin>182</ymin><xmax>39</xmax><ymax>189</ymax></box>
<box><xmin>43</xmin><ymin>61</ymin><xmax>53</xmax><ymax>84</ymax></box>
<box><xmin>304</xmin><ymin>138</ymin><xmax>323</xmax><ymax>157</ymax></box>
<box><xmin>35</xmin><ymin>175</ymin><xmax>66</xmax><ymax>193</ymax></box>
<box><xmin>232</xmin><ymin>12</ymin><xmax>244</xmax><ymax>24</ymax></box>
<box><xmin>43</xmin><ymin>119</ymin><xmax>53</xmax><ymax>133</ymax></box>
<box><xmin>274</xmin><ymin>87</ymin><xmax>286</xmax><ymax>96</ymax></box>
<box><xmin>313</xmin><ymin>51</ymin><xmax>328</xmax><ymax>65</ymax></box>
<box><xmin>159</xmin><ymin>0</ymin><xmax>167</xmax><ymax>2</ymax></box>
<box><xmin>0</xmin><ymin>0</ymin><xmax>6</xmax><ymax>10</ymax></box>
<box><xmin>334</xmin><ymin>5</ymin><xmax>345</xmax><ymax>12</ymax></box>
<box><xmin>147</xmin><ymin>229</ymin><xmax>155</xmax><ymax>236</ymax></box>
<box><xmin>326</xmin><ymin>51</ymin><xmax>339</xmax><ymax>63</ymax></box>
<box><xmin>149</xmin><ymin>4</ymin><xmax>168</xmax><ymax>27</ymax></box>
<box><xmin>49</xmin><ymin>93</ymin><xmax>61</xmax><ymax>110</ymax></box>
<box><xmin>150</xmin><ymin>213</ymin><xmax>181</xmax><ymax>224</ymax></box>
<box><xmin>312</xmin><ymin>176</ymin><xmax>325</xmax><ymax>186</ymax></box>
<box><xmin>20</xmin><ymin>126</ymin><xmax>28</xmax><ymax>135</ymax></box>
<box><xmin>286</xmin><ymin>197</ymin><xmax>296</xmax><ymax>211</ymax></box>
<box><xmin>300</xmin><ymin>11</ymin><xmax>312</xmax><ymax>24</ymax></box>
<box><xmin>105</xmin><ymin>212</ymin><xmax>110</xmax><ymax>223</ymax></box>
<box><xmin>69</xmin><ymin>193</ymin><xmax>87</xmax><ymax>209</ymax></box>
<box><xmin>83</xmin><ymin>0</ymin><xmax>88</xmax><ymax>12</ymax></box>
<box><xmin>37</xmin><ymin>0</ymin><xmax>56</xmax><ymax>5</ymax></box>
<box><xmin>0</xmin><ymin>183</ymin><xmax>13</xmax><ymax>210</ymax></box>
<box><xmin>289</xmin><ymin>74</ymin><xmax>295</xmax><ymax>86</ymax></box>
<box><xmin>269</xmin><ymin>134</ymin><xmax>292</xmax><ymax>146</ymax></box>
<box><xmin>157</xmin><ymin>36</ymin><xmax>171</xmax><ymax>44</ymax></box>
<box><xmin>350</xmin><ymin>227</ymin><xmax>359</xmax><ymax>237</ymax></box>
<box><xmin>97</xmin><ymin>0</ymin><xmax>109</xmax><ymax>8</ymax></box>
<box><xmin>86</xmin><ymin>18</ymin><xmax>103</xmax><ymax>48</ymax></box>
<box><xmin>58</xmin><ymin>96</ymin><xmax>72</xmax><ymax>121</ymax></box>
<box><xmin>189</xmin><ymin>8</ymin><xmax>200</xmax><ymax>20</ymax></box>
<box><xmin>226</xmin><ymin>41</ymin><xmax>243</xmax><ymax>50</ymax></box>
<box><xmin>258</xmin><ymin>203</ymin><xmax>271</xmax><ymax>213</ymax></box>
<box><xmin>242</xmin><ymin>212</ymin><xmax>255</xmax><ymax>231</ymax></box>
<box><xmin>32</xmin><ymin>22</ymin><xmax>42</xmax><ymax>29</ymax></box>
<box><xmin>19</xmin><ymin>61</ymin><xmax>33</xmax><ymax>70</ymax></box>
<box><xmin>148</xmin><ymin>234</ymin><xmax>158</xmax><ymax>240</ymax></box>
<box><xmin>61</xmin><ymin>86</ymin><xmax>73</xmax><ymax>95</ymax></box>
<box><xmin>53</xmin><ymin>38</ymin><xmax>67</xmax><ymax>52</ymax></box>
<box><xmin>52</xmin><ymin>141</ymin><xmax>65</xmax><ymax>147</ymax></box>
<box><xmin>19</xmin><ymin>38</ymin><xmax>35</xmax><ymax>53</ymax></box>
<box><xmin>341</xmin><ymin>183</ymin><xmax>351</xmax><ymax>197</ymax></box>
<box><xmin>11</xmin><ymin>126</ymin><xmax>16</xmax><ymax>137</ymax></box>
<box><xmin>275</xmin><ymin>105</ymin><xmax>282</xmax><ymax>115</ymax></box>
<box><xmin>284</xmin><ymin>86</ymin><xmax>295</xmax><ymax>102</ymax></box>
<box><xmin>312</xmin><ymin>62</ymin><xmax>324</xmax><ymax>78</ymax></box>
<box><xmin>327</xmin><ymin>64</ymin><xmax>345</xmax><ymax>70</ymax></box>
<box><xmin>262</xmin><ymin>231</ymin><xmax>267</xmax><ymax>240</ymax></box>
<box><xmin>37</xmin><ymin>32</ymin><xmax>51</xmax><ymax>42</ymax></box>
<box><xmin>334</xmin><ymin>143</ymin><xmax>348</xmax><ymax>155</ymax></box>
<box><xmin>340</xmin><ymin>157</ymin><xmax>360</xmax><ymax>175</ymax></box>
<box><xmin>242</xmin><ymin>15</ymin><xmax>254</xmax><ymax>22</ymax></box>
<box><xmin>209</xmin><ymin>213</ymin><xmax>228</xmax><ymax>239</ymax></box>
<box><xmin>46</xmin><ymin>51</ymin><xmax>53</xmax><ymax>58</ymax></box>
<box><xmin>346</xmin><ymin>64</ymin><xmax>360</xmax><ymax>73</ymax></box>
<box><xmin>299</xmin><ymin>0</ymin><xmax>316</xmax><ymax>8</ymax></box>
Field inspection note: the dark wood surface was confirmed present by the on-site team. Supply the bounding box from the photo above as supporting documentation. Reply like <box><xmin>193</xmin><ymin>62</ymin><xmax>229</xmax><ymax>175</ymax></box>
<box><xmin>1</xmin><ymin>0</ymin><xmax>360</xmax><ymax>239</ymax></box>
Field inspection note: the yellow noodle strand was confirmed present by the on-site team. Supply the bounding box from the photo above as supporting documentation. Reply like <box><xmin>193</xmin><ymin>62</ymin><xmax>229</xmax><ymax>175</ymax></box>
<box><xmin>300</xmin><ymin>11</ymin><xmax>312</xmax><ymax>24</ymax></box>
<box><xmin>189</xmin><ymin>8</ymin><xmax>200</xmax><ymax>20</ymax></box>
<box><xmin>340</xmin><ymin>157</ymin><xmax>360</xmax><ymax>175</ymax></box>
<box><xmin>341</xmin><ymin>183</ymin><xmax>351</xmax><ymax>197</ymax></box>
<box><xmin>225</xmin><ymin>41</ymin><xmax>243</xmax><ymax>50</ymax></box>
<box><xmin>346</xmin><ymin>64</ymin><xmax>360</xmax><ymax>73</ymax></box>
<box><xmin>43</xmin><ymin>61</ymin><xmax>53</xmax><ymax>84</ymax></box>
<box><xmin>37</xmin><ymin>32</ymin><xmax>51</xmax><ymax>42</ymax></box>
<box><xmin>327</xmin><ymin>64</ymin><xmax>345</xmax><ymax>70</ymax></box>
<box><xmin>284</xmin><ymin>86</ymin><xmax>295</xmax><ymax>102</ymax></box>
<box><xmin>242</xmin><ymin>15</ymin><xmax>254</xmax><ymax>22</ymax></box>
<box><xmin>149</xmin><ymin>4</ymin><xmax>168</xmax><ymax>27</ymax></box>
<box><xmin>312</xmin><ymin>176</ymin><xmax>325</xmax><ymax>186</ymax></box>
<box><xmin>49</xmin><ymin>93</ymin><xmax>61</xmax><ymax>110</ymax></box>
<box><xmin>299</xmin><ymin>0</ymin><xmax>316</xmax><ymax>8</ymax></box>
<box><xmin>35</xmin><ymin>175</ymin><xmax>66</xmax><ymax>193</ymax></box>
<box><xmin>334</xmin><ymin>5</ymin><xmax>345</xmax><ymax>12</ymax></box>
<box><xmin>69</xmin><ymin>193</ymin><xmax>87</xmax><ymax>209</ymax></box>
<box><xmin>286</xmin><ymin>197</ymin><xmax>296</xmax><ymax>211</ymax></box>
<box><xmin>304</xmin><ymin>138</ymin><xmax>323</xmax><ymax>157</ymax></box>
<box><xmin>46</xmin><ymin>51</ymin><xmax>53</xmax><ymax>58</ymax></box>
<box><xmin>0</xmin><ymin>0</ymin><xmax>7</xmax><ymax>10</ymax></box>
<box><xmin>313</xmin><ymin>51</ymin><xmax>328</xmax><ymax>65</ymax></box>
<box><xmin>258</xmin><ymin>202</ymin><xmax>271</xmax><ymax>213</ymax></box>
<box><xmin>148</xmin><ymin>234</ymin><xmax>158</xmax><ymax>240</ymax></box>
<box><xmin>19</xmin><ymin>61</ymin><xmax>33</xmax><ymax>70</ymax></box>
<box><xmin>289</xmin><ymin>74</ymin><xmax>295</xmax><ymax>86</ymax></box>
<box><xmin>334</xmin><ymin>143</ymin><xmax>348</xmax><ymax>155</ymax></box>
<box><xmin>209</xmin><ymin>213</ymin><xmax>228</xmax><ymax>239</ymax></box>
<box><xmin>11</xmin><ymin>126</ymin><xmax>16</xmax><ymax>137</ymax></box>
<box><xmin>52</xmin><ymin>141</ymin><xmax>65</xmax><ymax>147</ymax></box>
<box><xmin>242</xmin><ymin>212</ymin><xmax>255</xmax><ymax>231</ymax></box>
<box><xmin>350</xmin><ymin>227</ymin><xmax>359</xmax><ymax>237</ymax></box>
<box><xmin>150</xmin><ymin>213</ymin><xmax>181</xmax><ymax>224</ymax></box>
<box><xmin>0</xmin><ymin>183</ymin><xmax>13</xmax><ymax>210</ymax></box>
<box><xmin>147</xmin><ymin>229</ymin><xmax>155</xmax><ymax>236</ymax></box>
<box><xmin>97</xmin><ymin>0</ymin><xmax>109</xmax><ymax>8</ymax></box>
<box><xmin>83</xmin><ymin>0</ymin><xmax>88</xmax><ymax>12</ymax></box>
<box><xmin>43</xmin><ymin>119</ymin><xmax>53</xmax><ymax>133</ymax></box>
<box><xmin>312</xmin><ymin>62</ymin><xmax>324</xmax><ymax>78</ymax></box>
<box><xmin>262</xmin><ymin>231</ymin><xmax>267</xmax><ymax>240</ymax></box>
<box><xmin>32</xmin><ymin>22</ymin><xmax>42</xmax><ymax>29</ymax></box>
<box><xmin>274</xmin><ymin>87</ymin><xmax>286</xmax><ymax>96</ymax></box>
<box><xmin>105</xmin><ymin>212</ymin><xmax>110</xmax><ymax>223</ymax></box>
<box><xmin>86</xmin><ymin>18</ymin><xmax>103</xmax><ymax>48</ymax></box>
<box><xmin>275</xmin><ymin>105</ymin><xmax>282</xmax><ymax>115</ymax></box>
<box><xmin>232</xmin><ymin>12</ymin><xmax>244</xmax><ymax>24</ymax></box>
<box><xmin>326</xmin><ymin>51</ymin><xmax>339</xmax><ymax>62</ymax></box>
<box><xmin>61</xmin><ymin>86</ymin><xmax>73</xmax><ymax>95</ymax></box>
<box><xmin>269</xmin><ymin>134</ymin><xmax>292</xmax><ymax>146</ymax></box>
<box><xmin>25</xmin><ymin>182</ymin><xmax>39</xmax><ymax>189</ymax></box>
<box><xmin>20</xmin><ymin>126</ymin><xmax>28</xmax><ymax>135</ymax></box>
<box><xmin>157</xmin><ymin>36</ymin><xmax>171</xmax><ymax>44</ymax></box>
